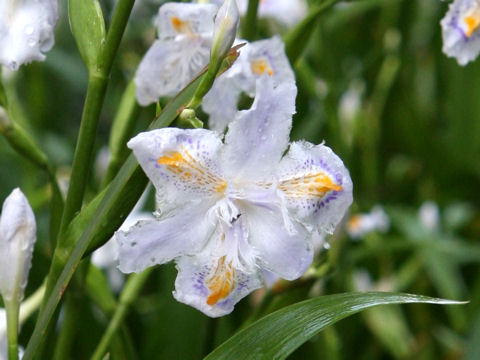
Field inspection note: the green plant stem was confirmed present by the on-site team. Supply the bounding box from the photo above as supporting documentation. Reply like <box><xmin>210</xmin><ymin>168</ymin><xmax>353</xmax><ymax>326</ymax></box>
<box><xmin>91</xmin><ymin>268</ymin><xmax>153</xmax><ymax>360</ymax></box>
<box><xmin>4</xmin><ymin>300</ymin><xmax>19</xmax><ymax>360</ymax></box>
<box><xmin>242</xmin><ymin>0</ymin><xmax>259</xmax><ymax>41</ymax></box>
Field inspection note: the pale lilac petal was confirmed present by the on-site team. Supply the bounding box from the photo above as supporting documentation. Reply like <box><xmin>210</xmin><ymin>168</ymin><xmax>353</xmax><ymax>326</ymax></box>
<box><xmin>277</xmin><ymin>141</ymin><xmax>353</xmax><ymax>234</ymax></box>
<box><xmin>243</xmin><ymin>202</ymin><xmax>313</xmax><ymax>281</ymax></box>
<box><xmin>222</xmin><ymin>76</ymin><xmax>297</xmax><ymax>181</ymax></box>
<box><xmin>127</xmin><ymin>128</ymin><xmax>226</xmax><ymax>214</ymax></box>
<box><xmin>116</xmin><ymin>202</ymin><xmax>216</xmax><ymax>274</ymax></box>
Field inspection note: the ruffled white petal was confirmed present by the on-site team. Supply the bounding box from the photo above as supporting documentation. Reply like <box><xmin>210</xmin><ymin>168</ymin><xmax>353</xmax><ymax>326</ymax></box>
<box><xmin>116</xmin><ymin>202</ymin><xmax>216</xmax><ymax>273</ymax></box>
<box><xmin>277</xmin><ymin>141</ymin><xmax>353</xmax><ymax>234</ymax></box>
<box><xmin>222</xmin><ymin>76</ymin><xmax>297</xmax><ymax>181</ymax></box>
<box><xmin>135</xmin><ymin>37</ymin><xmax>211</xmax><ymax>105</ymax></box>
<box><xmin>441</xmin><ymin>0</ymin><xmax>480</xmax><ymax>65</ymax></box>
<box><xmin>203</xmin><ymin>36</ymin><xmax>295</xmax><ymax>132</ymax></box>
<box><xmin>128</xmin><ymin>128</ymin><xmax>226</xmax><ymax>214</ymax></box>
<box><xmin>0</xmin><ymin>189</ymin><xmax>36</xmax><ymax>302</ymax></box>
<box><xmin>234</xmin><ymin>0</ymin><xmax>307</xmax><ymax>27</ymax></box>
<box><xmin>156</xmin><ymin>3</ymin><xmax>217</xmax><ymax>38</ymax></box>
<box><xmin>243</xmin><ymin>202</ymin><xmax>313</xmax><ymax>281</ymax></box>
<box><xmin>173</xmin><ymin>222</ymin><xmax>262</xmax><ymax>317</ymax></box>
<box><xmin>0</xmin><ymin>0</ymin><xmax>58</xmax><ymax>70</ymax></box>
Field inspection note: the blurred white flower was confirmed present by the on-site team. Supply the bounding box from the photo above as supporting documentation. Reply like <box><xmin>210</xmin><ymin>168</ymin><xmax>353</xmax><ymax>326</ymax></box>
<box><xmin>203</xmin><ymin>0</ymin><xmax>307</xmax><ymax>27</ymax></box>
<box><xmin>135</xmin><ymin>2</ymin><xmax>218</xmax><ymax>105</ymax></box>
<box><xmin>0</xmin><ymin>188</ymin><xmax>36</xmax><ymax>303</ymax></box>
<box><xmin>441</xmin><ymin>0</ymin><xmax>480</xmax><ymax>65</ymax></box>
<box><xmin>347</xmin><ymin>205</ymin><xmax>390</xmax><ymax>240</ymax></box>
<box><xmin>418</xmin><ymin>201</ymin><xmax>440</xmax><ymax>233</ymax></box>
<box><xmin>203</xmin><ymin>36</ymin><xmax>295</xmax><ymax>132</ymax></box>
<box><xmin>117</xmin><ymin>77</ymin><xmax>352</xmax><ymax>317</ymax></box>
<box><xmin>0</xmin><ymin>0</ymin><xmax>58</xmax><ymax>70</ymax></box>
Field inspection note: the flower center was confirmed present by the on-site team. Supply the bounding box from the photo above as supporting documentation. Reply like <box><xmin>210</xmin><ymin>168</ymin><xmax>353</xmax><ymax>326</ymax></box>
<box><xmin>250</xmin><ymin>58</ymin><xmax>274</xmax><ymax>76</ymax></box>
<box><xmin>206</xmin><ymin>256</ymin><xmax>236</xmax><ymax>306</ymax></box>
<box><xmin>279</xmin><ymin>171</ymin><xmax>342</xmax><ymax>198</ymax></box>
<box><xmin>463</xmin><ymin>5</ymin><xmax>480</xmax><ymax>37</ymax></box>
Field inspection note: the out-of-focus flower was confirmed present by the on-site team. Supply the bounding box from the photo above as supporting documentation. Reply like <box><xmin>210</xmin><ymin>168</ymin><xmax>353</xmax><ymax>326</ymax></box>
<box><xmin>210</xmin><ymin>0</ymin><xmax>239</xmax><ymax>64</ymax></box>
<box><xmin>117</xmin><ymin>77</ymin><xmax>352</xmax><ymax>317</ymax></box>
<box><xmin>202</xmin><ymin>0</ymin><xmax>307</xmax><ymax>27</ymax></box>
<box><xmin>418</xmin><ymin>201</ymin><xmax>440</xmax><ymax>233</ymax></box>
<box><xmin>203</xmin><ymin>36</ymin><xmax>295</xmax><ymax>132</ymax></box>
<box><xmin>441</xmin><ymin>0</ymin><xmax>480</xmax><ymax>65</ymax></box>
<box><xmin>135</xmin><ymin>3</ymin><xmax>218</xmax><ymax>105</ymax></box>
<box><xmin>347</xmin><ymin>206</ymin><xmax>390</xmax><ymax>240</ymax></box>
<box><xmin>0</xmin><ymin>0</ymin><xmax>58</xmax><ymax>70</ymax></box>
<box><xmin>92</xmin><ymin>210</ymin><xmax>154</xmax><ymax>292</ymax></box>
<box><xmin>0</xmin><ymin>188</ymin><xmax>36</xmax><ymax>303</ymax></box>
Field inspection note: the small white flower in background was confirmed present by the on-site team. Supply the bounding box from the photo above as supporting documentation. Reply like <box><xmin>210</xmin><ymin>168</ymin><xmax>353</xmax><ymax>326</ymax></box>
<box><xmin>0</xmin><ymin>0</ymin><xmax>58</xmax><ymax>70</ymax></box>
<box><xmin>441</xmin><ymin>0</ymin><xmax>480</xmax><ymax>65</ymax></box>
<box><xmin>201</xmin><ymin>0</ymin><xmax>307</xmax><ymax>27</ymax></box>
<box><xmin>347</xmin><ymin>206</ymin><xmax>390</xmax><ymax>240</ymax></box>
<box><xmin>134</xmin><ymin>3</ymin><xmax>218</xmax><ymax>105</ymax></box>
<box><xmin>418</xmin><ymin>201</ymin><xmax>440</xmax><ymax>233</ymax></box>
<box><xmin>117</xmin><ymin>77</ymin><xmax>352</xmax><ymax>317</ymax></box>
<box><xmin>0</xmin><ymin>188</ymin><xmax>36</xmax><ymax>303</ymax></box>
<box><xmin>92</xmin><ymin>210</ymin><xmax>154</xmax><ymax>292</ymax></box>
<box><xmin>203</xmin><ymin>36</ymin><xmax>295</xmax><ymax>132</ymax></box>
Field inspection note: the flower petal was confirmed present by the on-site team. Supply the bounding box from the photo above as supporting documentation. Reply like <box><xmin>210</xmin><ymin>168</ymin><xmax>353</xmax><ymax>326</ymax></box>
<box><xmin>116</xmin><ymin>202</ymin><xmax>216</xmax><ymax>274</ymax></box>
<box><xmin>441</xmin><ymin>0</ymin><xmax>480</xmax><ymax>65</ymax></box>
<box><xmin>128</xmin><ymin>128</ymin><xmax>226</xmax><ymax>213</ymax></box>
<box><xmin>277</xmin><ymin>141</ymin><xmax>353</xmax><ymax>234</ymax></box>
<box><xmin>243</xmin><ymin>202</ymin><xmax>313</xmax><ymax>281</ymax></box>
<box><xmin>222</xmin><ymin>76</ymin><xmax>297</xmax><ymax>181</ymax></box>
<box><xmin>0</xmin><ymin>0</ymin><xmax>58</xmax><ymax>70</ymax></box>
<box><xmin>156</xmin><ymin>3</ymin><xmax>217</xmax><ymax>38</ymax></box>
<box><xmin>135</xmin><ymin>37</ymin><xmax>211</xmax><ymax>105</ymax></box>
<box><xmin>174</xmin><ymin>253</ymin><xmax>262</xmax><ymax>317</ymax></box>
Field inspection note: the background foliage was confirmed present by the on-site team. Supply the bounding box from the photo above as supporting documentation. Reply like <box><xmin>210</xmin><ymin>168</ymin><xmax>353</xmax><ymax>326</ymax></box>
<box><xmin>0</xmin><ymin>0</ymin><xmax>479</xmax><ymax>358</ymax></box>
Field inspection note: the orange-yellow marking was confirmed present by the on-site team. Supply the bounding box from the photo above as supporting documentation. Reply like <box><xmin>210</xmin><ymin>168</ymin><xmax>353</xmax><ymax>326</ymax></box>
<box><xmin>347</xmin><ymin>215</ymin><xmax>362</xmax><ymax>232</ymax></box>
<box><xmin>157</xmin><ymin>149</ymin><xmax>227</xmax><ymax>194</ymax></box>
<box><xmin>251</xmin><ymin>59</ymin><xmax>274</xmax><ymax>76</ymax></box>
<box><xmin>170</xmin><ymin>16</ymin><xmax>193</xmax><ymax>35</ymax></box>
<box><xmin>465</xmin><ymin>14</ymin><xmax>480</xmax><ymax>37</ymax></box>
<box><xmin>206</xmin><ymin>257</ymin><xmax>235</xmax><ymax>306</ymax></box>
<box><xmin>279</xmin><ymin>172</ymin><xmax>342</xmax><ymax>198</ymax></box>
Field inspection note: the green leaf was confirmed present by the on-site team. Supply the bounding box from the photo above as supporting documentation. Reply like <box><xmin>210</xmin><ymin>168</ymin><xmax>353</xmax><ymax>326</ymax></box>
<box><xmin>68</xmin><ymin>0</ymin><xmax>106</xmax><ymax>71</ymax></box>
<box><xmin>204</xmin><ymin>292</ymin><xmax>465</xmax><ymax>360</ymax></box>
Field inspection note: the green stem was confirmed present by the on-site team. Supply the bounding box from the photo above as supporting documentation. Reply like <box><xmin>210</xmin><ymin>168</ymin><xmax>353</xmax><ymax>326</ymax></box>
<box><xmin>4</xmin><ymin>300</ymin><xmax>19</xmax><ymax>360</ymax></box>
<box><xmin>90</xmin><ymin>268</ymin><xmax>153</xmax><ymax>360</ymax></box>
<box><xmin>242</xmin><ymin>0</ymin><xmax>259</xmax><ymax>41</ymax></box>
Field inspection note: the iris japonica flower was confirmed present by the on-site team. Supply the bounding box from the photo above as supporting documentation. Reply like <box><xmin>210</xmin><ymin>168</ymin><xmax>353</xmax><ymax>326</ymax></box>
<box><xmin>346</xmin><ymin>206</ymin><xmax>390</xmax><ymax>240</ymax></box>
<box><xmin>203</xmin><ymin>36</ymin><xmax>295</xmax><ymax>132</ymax></box>
<box><xmin>116</xmin><ymin>77</ymin><xmax>352</xmax><ymax>317</ymax></box>
<box><xmin>441</xmin><ymin>0</ymin><xmax>480</xmax><ymax>65</ymax></box>
<box><xmin>0</xmin><ymin>188</ymin><xmax>36</xmax><ymax>303</ymax></box>
<box><xmin>0</xmin><ymin>0</ymin><xmax>58</xmax><ymax>70</ymax></box>
<box><xmin>135</xmin><ymin>2</ymin><xmax>219</xmax><ymax>105</ymax></box>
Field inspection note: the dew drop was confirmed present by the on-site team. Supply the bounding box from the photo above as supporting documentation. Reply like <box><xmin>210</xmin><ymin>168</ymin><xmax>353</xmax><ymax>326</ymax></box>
<box><xmin>28</xmin><ymin>38</ymin><xmax>36</xmax><ymax>47</ymax></box>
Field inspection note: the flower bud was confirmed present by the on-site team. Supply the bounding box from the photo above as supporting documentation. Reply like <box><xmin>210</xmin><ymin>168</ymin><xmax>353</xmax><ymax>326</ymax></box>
<box><xmin>210</xmin><ymin>0</ymin><xmax>239</xmax><ymax>65</ymax></box>
<box><xmin>0</xmin><ymin>189</ymin><xmax>36</xmax><ymax>302</ymax></box>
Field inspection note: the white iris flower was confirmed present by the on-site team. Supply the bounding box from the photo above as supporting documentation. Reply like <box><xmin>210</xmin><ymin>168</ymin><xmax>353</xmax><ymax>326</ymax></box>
<box><xmin>0</xmin><ymin>188</ymin><xmax>36</xmax><ymax>303</ymax></box>
<box><xmin>116</xmin><ymin>77</ymin><xmax>352</xmax><ymax>317</ymax></box>
<box><xmin>203</xmin><ymin>36</ymin><xmax>295</xmax><ymax>132</ymax></box>
<box><xmin>346</xmin><ymin>206</ymin><xmax>390</xmax><ymax>240</ymax></box>
<box><xmin>441</xmin><ymin>0</ymin><xmax>480</xmax><ymax>65</ymax></box>
<box><xmin>0</xmin><ymin>0</ymin><xmax>58</xmax><ymax>70</ymax></box>
<box><xmin>135</xmin><ymin>3</ymin><xmax>218</xmax><ymax>105</ymax></box>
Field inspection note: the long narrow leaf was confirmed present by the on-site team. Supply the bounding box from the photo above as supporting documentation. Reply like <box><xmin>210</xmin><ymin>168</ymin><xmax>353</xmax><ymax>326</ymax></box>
<box><xmin>204</xmin><ymin>292</ymin><xmax>465</xmax><ymax>360</ymax></box>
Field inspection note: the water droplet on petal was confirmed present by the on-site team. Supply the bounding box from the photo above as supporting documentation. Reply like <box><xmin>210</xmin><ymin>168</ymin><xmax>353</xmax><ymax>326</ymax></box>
<box><xmin>24</xmin><ymin>25</ymin><xmax>34</xmax><ymax>35</ymax></box>
<box><xmin>28</xmin><ymin>38</ymin><xmax>36</xmax><ymax>47</ymax></box>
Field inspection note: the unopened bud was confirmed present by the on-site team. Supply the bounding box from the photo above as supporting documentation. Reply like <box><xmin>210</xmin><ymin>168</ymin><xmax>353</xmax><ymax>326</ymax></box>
<box><xmin>0</xmin><ymin>188</ymin><xmax>37</xmax><ymax>302</ymax></box>
<box><xmin>210</xmin><ymin>0</ymin><xmax>239</xmax><ymax>64</ymax></box>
